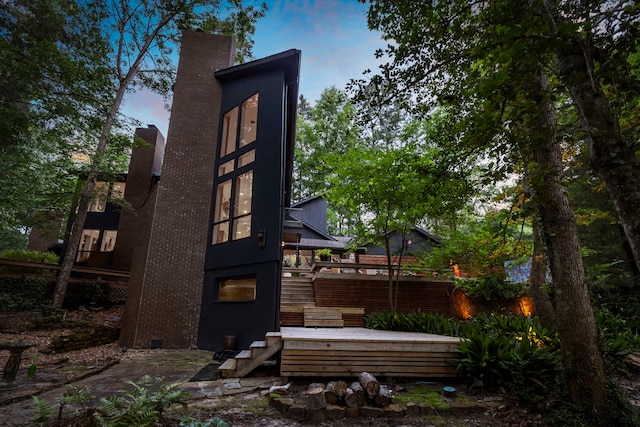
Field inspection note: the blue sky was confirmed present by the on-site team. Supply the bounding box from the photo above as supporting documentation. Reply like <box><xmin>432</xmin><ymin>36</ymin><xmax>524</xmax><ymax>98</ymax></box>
<box><xmin>122</xmin><ymin>0</ymin><xmax>385</xmax><ymax>138</ymax></box>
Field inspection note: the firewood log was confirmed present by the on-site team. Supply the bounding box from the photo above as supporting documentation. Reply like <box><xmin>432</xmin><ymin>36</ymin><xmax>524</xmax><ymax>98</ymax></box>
<box><xmin>374</xmin><ymin>384</ymin><xmax>391</xmax><ymax>407</ymax></box>
<box><xmin>324</xmin><ymin>380</ymin><xmax>347</xmax><ymax>404</ymax></box>
<box><xmin>358</xmin><ymin>371</ymin><xmax>380</xmax><ymax>398</ymax></box>
<box><xmin>324</xmin><ymin>382</ymin><xmax>339</xmax><ymax>404</ymax></box>
<box><xmin>344</xmin><ymin>382</ymin><xmax>366</xmax><ymax>408</ymax></box>
<box><xmin>306</xmin><ymin>382</ymin><xmax>327</xmax><ymax>410</ymax></box>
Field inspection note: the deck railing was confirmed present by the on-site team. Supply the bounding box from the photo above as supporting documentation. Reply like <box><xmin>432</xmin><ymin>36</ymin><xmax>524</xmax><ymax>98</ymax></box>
<box><xmin>309</xmin><ymin>261</ymin><xmax>453</xmax><ymax>278</ymax></box>
<box><xmin>0</xmin><ymin>258</ymin><xmax>130</xmax><ymax>281</ymax></box>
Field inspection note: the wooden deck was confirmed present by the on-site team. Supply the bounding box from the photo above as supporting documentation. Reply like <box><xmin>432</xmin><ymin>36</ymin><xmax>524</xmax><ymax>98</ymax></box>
<box><xmin>279</xmin><ymin>327</ymin><xmax>461</xmax><ymax>378</ymax></box>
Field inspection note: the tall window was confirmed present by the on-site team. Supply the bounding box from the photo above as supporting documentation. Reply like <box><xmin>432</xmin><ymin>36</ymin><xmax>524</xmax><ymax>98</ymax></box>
<box><xmin>212</xmin><ymin>93</ymin><xmax>259</xmax><ymax>245</ymax></box>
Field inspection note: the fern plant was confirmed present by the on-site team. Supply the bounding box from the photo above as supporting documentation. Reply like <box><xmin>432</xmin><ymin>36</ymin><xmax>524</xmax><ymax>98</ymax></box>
<box><xmin>94</xmin><ymin>375</ymin><xmax>188</xmax><ymax>427</ymax></box>
<box><xmin>32</xmin><ymin>396</ymin><xmax>54</xmax><ymax>427</ymax></box>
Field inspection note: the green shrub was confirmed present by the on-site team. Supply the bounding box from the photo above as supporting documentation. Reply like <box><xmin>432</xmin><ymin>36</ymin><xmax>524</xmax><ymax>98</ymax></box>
<box><xmin>366</xmin><ymin>310</ymin><xmax>463</xmax><ymax>336</ymax></box>
<box><xmin>0</xmin><ymin>249</ymin><xmax>58</xmax><ymax>264</ymax></box>
<box><xmin>94</xmin><ymin>375</ymin><xmax>189</xmax><ymax>427</ymax></box>
<box><xmin>596</xmin><ymin>308</ymin><xmax>640</xmax><ymax>367</ymax></box>
<box><xmin>454</xmin><ymin>275</ymin><xmax>529</xmax><ymax>301</ymax></box>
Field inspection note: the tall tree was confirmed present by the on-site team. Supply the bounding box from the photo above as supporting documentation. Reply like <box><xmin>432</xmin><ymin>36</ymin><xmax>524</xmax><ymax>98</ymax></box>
<box><xmin>327</xmin><ymin>141</ymin><xmax>470</xmax><ymax>309</ymax></box>
<box><xmin>540</xmin><ymin>0</ymin><xmax>640</xmax><ymax>274</ymax></box>
<box><xmin>358</xmin><ymin>0</ymin><xmax>611</xmax><ymax>414</ymax></box>
<box><xmin>0</xmin><ymin>0</ymin><xmax>113</xmax><ymax>243</ymax></box>
<box><xmin>49</xmin><ymin>0</ymin><xmax>266</xmax><ymax>308</ymax></box>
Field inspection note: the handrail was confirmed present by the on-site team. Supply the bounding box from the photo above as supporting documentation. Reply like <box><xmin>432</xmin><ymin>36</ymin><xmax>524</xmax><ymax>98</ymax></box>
<box><xmin>310</xmin><ymin>261</ymin><xmax>452</xmax><ymax>276</ymax></box>
<box><xmin>0</xmin><ymin>258</ymin><xmax>130</xmax><ymax>280</ymax></box>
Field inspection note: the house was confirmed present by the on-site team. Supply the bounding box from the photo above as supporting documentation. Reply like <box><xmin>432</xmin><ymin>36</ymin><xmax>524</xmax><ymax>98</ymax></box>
<box><xmin>31</xmin><ymin>31</ymin><xmax>453</xmax><ymax>353</ymax></box>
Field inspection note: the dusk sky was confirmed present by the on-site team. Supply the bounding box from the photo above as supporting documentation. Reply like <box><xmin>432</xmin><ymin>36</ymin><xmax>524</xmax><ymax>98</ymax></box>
<box><xmin>122</xmin><ymin>0</ymin><xmax>385</xmax><ymax>139</ymax></box>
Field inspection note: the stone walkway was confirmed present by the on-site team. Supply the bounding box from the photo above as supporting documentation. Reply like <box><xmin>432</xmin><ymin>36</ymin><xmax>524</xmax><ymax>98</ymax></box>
<box><xmin>0</xmin><ymin>349</ymin><xmax>287</xmax><ymax>426</ymax></box>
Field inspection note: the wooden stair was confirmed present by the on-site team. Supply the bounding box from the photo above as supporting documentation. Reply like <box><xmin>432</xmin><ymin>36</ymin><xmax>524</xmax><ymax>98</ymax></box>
<box><xmin>304</xmin><ymin>307</ymin><xmax>344</xmax><ymax>327</ymax></box>
<box><xmin>218</xmin><ymin>332</ymin><xmax>282</xmax><ymax>378</ymax></box>
<box><xmin>280</xmin><ymin>275</ymin><xmax>315</xmax><ymax>306</ymax></box>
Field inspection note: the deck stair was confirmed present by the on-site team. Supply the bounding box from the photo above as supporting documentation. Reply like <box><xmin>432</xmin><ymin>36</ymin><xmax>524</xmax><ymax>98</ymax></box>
<box><xmin>304</xmin><ymin>306</ymin><xmax>344</xmax><ymax>327</ymax></box>
<box><xmin>218</xmin><ymin>332</ymin><xmax>282</xmax><ymax>378</ymax></box>
<box><xmin>280</xmin><ymin>275</ymin><xmax>315</xmax><ymax>307</ymax></box>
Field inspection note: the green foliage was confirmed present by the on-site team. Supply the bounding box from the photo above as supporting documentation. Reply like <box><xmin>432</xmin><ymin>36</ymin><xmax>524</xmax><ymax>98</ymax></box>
<box><xmin>596</xmin><ymin>308</ymin><xmax>640</xmax><ymax>367</ymax></box>
<box><xmin>27</xmin><ymin>355</ymin><xmax>39</xmax><ymax>380</ymax></box>
<box><xmin>0</xmin><ymin>226</ymin><xmax>28</xmax><ymax>253</ymax></box>
<box><xmin>31</xmin><ymin>396</ymin><xmax>54</xmax><ymax>427</ymax></box>
<box><xmin>367</xmin><ymin>310</ymin><xmax>561</xmax><ymax>398</ymax></box>
<box><xmin>316</xmin><ymin>248</ymin><xmax>332</xmax><ymax>257</ymax></box>
<box><xmin>420</xmin><ymin>210</ymin><xmax>533</xmax><ymax>277</ymax></box>
<box><xmin>454</xmin><ymin>276</ymin><xmax>529</xmax><ymax>301</ymax></box>
<box><xmin>0</xmin><ymin>249</ymin><xmax>58</xmax><ymax>264</ymax></box>
<box><xmin>0</xmin><ymin>275</ymin><xmax>112</xmax><ymax>311</ymax></box>
<box><xmin>94</xmin><ymin>375</ymin><xmax>188</xmax><ymax>427</ymax></box>
<box><xmin>366</xmin><ymin>310</ymin><xmax>463</xmax><ymax>337</ymax></box>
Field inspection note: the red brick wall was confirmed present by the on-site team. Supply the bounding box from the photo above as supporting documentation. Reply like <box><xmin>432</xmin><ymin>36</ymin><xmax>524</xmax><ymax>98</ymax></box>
<box><xmin>120</xmin><ymin>32</ymin><xmax>235</xmax><ymax>349</ymax></box>
<box><xmin>111</xmin><ymin>127</ymin><xmax>165</xmax><ymax>272</ymax></box>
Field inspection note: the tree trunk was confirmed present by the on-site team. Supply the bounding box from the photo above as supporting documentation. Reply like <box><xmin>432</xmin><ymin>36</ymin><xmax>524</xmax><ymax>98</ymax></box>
<box><xmin>528</xmin><ymin>218</ymin><xmax>556</xmax><ymax>330</ymax></box>
<box><xmin>51</xmin><ymin>10</ymin><xmax>178</xmax><ymax>308</ymax></box>
<box><xmin>528</xmin><ymin>70</ymin><xmax>606</xmax><ymax>414</ymax></box>
<box><xmin>52</xmin><ymin>80</ymin><xmax>127</xmax><ymax>308</ymax></box>
<box><xmin>552</xmin><ymin>11</ymin><xmax>640</xmax><ymax>275</ymax></box>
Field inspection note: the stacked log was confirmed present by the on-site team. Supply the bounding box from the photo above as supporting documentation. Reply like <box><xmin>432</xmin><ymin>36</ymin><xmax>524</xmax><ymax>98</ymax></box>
<box><xmin>302</xmin><ymin>371</ymin><xmax>390</xmax><ymax>410</ymax></box>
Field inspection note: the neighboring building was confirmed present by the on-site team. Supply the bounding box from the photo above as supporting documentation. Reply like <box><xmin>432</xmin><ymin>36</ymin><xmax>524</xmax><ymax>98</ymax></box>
<box><xmin>362</xmin><ymin>227</ymin><xmax>442</xmax><ymax>262</ymax></box>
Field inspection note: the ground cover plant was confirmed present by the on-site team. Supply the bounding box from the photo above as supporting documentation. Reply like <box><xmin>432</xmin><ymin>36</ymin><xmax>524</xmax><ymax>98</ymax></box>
<box><xmin>365</xmin><ymin>309</ymin><xmax>640</xmax><ymax>425</ymax></box>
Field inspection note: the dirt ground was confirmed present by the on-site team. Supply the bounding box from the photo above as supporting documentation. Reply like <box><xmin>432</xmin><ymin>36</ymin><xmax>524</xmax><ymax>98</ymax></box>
<box><xmin>1</xmin><ymin>306</ymin><xmax>639</xmax><ymax>426</ymax></box>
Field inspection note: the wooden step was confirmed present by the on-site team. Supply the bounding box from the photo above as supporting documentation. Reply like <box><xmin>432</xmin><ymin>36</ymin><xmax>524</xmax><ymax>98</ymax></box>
<box><xmin>304</xmin><ymin>307</ymin><xmax>344</xmax><ymax>328</ymax></box>
<box><xmin>220</xmin><ymin>333</ymin><xmax>283</xmax><ymax>379</ymax></box>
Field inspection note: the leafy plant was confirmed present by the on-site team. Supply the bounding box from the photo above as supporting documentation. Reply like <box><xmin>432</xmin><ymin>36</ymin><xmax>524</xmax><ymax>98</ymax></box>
<box><xmin>456</xmin><ymin>329</ymin><xmax>516</xmax><ymax>384</ymax></box>
<box><xmin>596</xmin><ymin>308</ymin><xmax>640</xmax><ymax>367</ymax></box>
<box><xmin>32</xmin><ymin>396</ymin><xmax>54</xmax><ymax>426</ymax></box>
<box><xmin>0</xmin><ymin>249</ymin><xmax>58</xmax><ymax>264</ymax></box>
<box><xmin>455</xmin><ymin>275</ymin><xmax>529</xmax><ymax>301</ymax></box>
<box><xmin>27</xmin><ymin>355</ymin><xmax>39</xmax><ymax>380</ymax></box>
<box><xmin>94</xmin><ymin>375</ymin><xmax>188</xmax><ymax>427</ymax></box>
<box><xmin>316</xmin><ymin>248</ymin><xmax>332</xmax><ymax>257</ymax></box>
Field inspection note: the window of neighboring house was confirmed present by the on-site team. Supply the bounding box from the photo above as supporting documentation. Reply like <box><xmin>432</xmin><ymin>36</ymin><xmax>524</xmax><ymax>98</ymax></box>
<box><xmin>111</xmin><ymin>182</ymin><xmax>125</xmax><ymax>199</ymax></box>
<box><xmin>100</xmin><ymin>230</ymin><xmax>117</xmax><ymax>252</ymax></box>
<box><xmin>217</xmin><ymin>277</ymin><xmax>256</xmax><ymax>301</ymax></box>
<box><xmin>76</xmin><ymin>229</ymin><xmax>118</xmax><ymax>262</ymax></box>
<box><xmin>76</xmin><ymin>229</ymin><xmax>100</xmax><ymax>262</ymax></box>
<box><xmin>89</xmin><ymin>182</ymin><xmax>109</xmax><ymax>212</ymax></box>
<box><xmin>212</xmin><ymin>93</ymin><xmax>258</xmax><ymax>245</ymax></box>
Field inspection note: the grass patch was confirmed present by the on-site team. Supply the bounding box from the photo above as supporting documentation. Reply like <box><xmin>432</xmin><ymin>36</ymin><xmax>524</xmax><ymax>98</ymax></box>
<box><xmin>393</xmin><ymin>385</ymin><xmax>451</xmax><ymax>410</ymax></box>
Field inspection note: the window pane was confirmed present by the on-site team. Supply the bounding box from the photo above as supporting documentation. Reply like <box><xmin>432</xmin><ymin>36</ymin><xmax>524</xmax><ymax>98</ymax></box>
<box><xmin>218</xmin><ymin>277</ymin><xmax>256</xmax><ymax>301</ymax></box>
<box><xmin>212</xmin><ymin>222</ymin><xmax>229</xmax><ymax>244</ymax></box>
<box><xmin>233</xmin><ymin>214</ymin><xmax>252</xmax><ymax>240</ymax></box>
<box><xmin>90</xmin><ymin>182</ymin><xmax>109</xmax><ymax>212</ymax></box>
<box><xmin>77</xmin><ymin>229</ymin><xmax>100</xmax><ymax>261</ymax></box>
<box><xmin>213</xmin><ymin>180</ymin><xmax>232</xmax><ymax>222</ymax></box>
<box><xmin>111</xmin><ymin>182</ymin><xmax>126</xmax><ymax>199</ymax></box>
<box><xmin>239</xmin><ymin>93</ymin><xmax>258</xmax><ymax>147</ymax></box>
<box><xmin>234</xmin><ymin>170</ymin><xmax>253</xmax><ymax>216</ymax></box>
<box><xmin>218</xmin><ymin>159</ymin><xmax>234</xmax><ymax>177</ymax></box>
<box><xmin>100</xmin><ymin>230</ymin><xmax>117</xmax><ymax>252</ymax></box>
<box><xmin>221</xmin><ymin>106</ymin><xmax>238</xmax><ymax>156</ymax></box>
<box><xmin>238</xmin><ymin>149</ymin><xmax>255</xmax><ymax>168</ymax></box>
